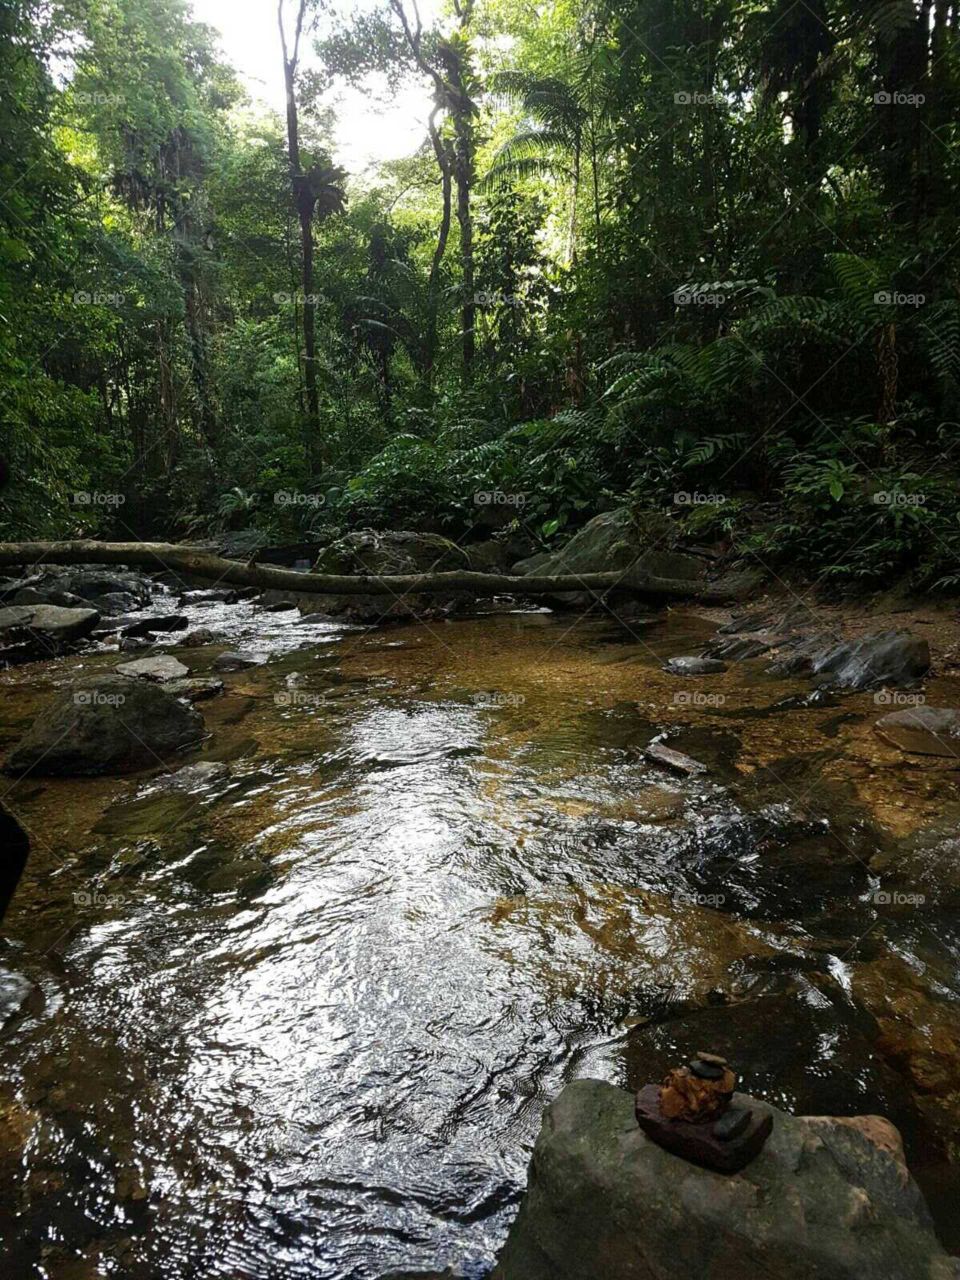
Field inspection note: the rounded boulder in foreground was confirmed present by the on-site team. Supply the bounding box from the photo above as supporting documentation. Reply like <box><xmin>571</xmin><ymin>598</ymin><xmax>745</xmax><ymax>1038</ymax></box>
<box><xmin>3</xmin><ymin>675</ymin><xmax>204</xmax><ymax>776</ymax></box>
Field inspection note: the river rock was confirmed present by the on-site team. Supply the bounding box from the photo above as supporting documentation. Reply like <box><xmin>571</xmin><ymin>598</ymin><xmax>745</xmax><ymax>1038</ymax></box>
<box><xmin>875</xmin><ymin>706</ymin><xmax>960</xmax><ymax>758</ymax></box>
<box><xmin>645</xmin><ymin>740</ymin><xmax>708</xmax><ymax>775</ymax></box>
<box><xmin>770</xmin><ymin>629</ymin><xmax>930</xmax><ymax>689</ymax></box>
<box><xmin>3</xmin><ymin>675</ymin><xmax>204</xmax><ymax>776</ymax></box>
<box><xmin>179</xmin><ymin>627</ymin><xmax>220</xmax><ymax>646</ymax></box>
<box><xmin>312</xmin><ymin>529</ymin><xmax>472</xmax><ymax>622</ymax></box>
<box><xmin>491</xmin><ymin>1078</ymin><xmax>956</xmax><ymax>1280</ymax></box>
<box><xmin>11</xmin><ymin>586</ymin><xmax>85</xmax><ymax>608</ymax></box>
<box><xmin>154</xmin><ymin>761</ymin><xmax>229</xmax><ymax>790</ymax></box>
<box><xmin>179</xmin><ymin>588</ymin><xmax>239</xmax><ymax>605</ymax></box>
<box><xmin>0</xmin><ymin>603</ymin><xmax>101</xmax><ymax>660</ymax></box>
<box><xmin>116</xmin><ymin>655</ymin><xmax>189</xmax><ymax>682</ymax></box>
<box><xmin>513</xmin><ymin>508</ymin><xmax>705</xmax><ymax>608</ymax></box>
<box><xmin>165</xmin><ymin>677</ymin><xmax>224</xmax><ymax>702</ymax></box>
<box><xmin>663</xmin><ymin>655</ymin><xmax>728</xmax><ymax>676</ymax></box>
<box><xmin>212</xmin><ymin>651</ymin><xmax>267</xmax><ymax>672</ymax></box>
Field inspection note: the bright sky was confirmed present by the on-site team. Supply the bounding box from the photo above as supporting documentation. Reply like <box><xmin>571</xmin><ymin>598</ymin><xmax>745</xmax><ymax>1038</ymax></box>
<box><xmin>189</xmin><ymin>0</ymin><xmax>437</xmax><ymax>175</ymax></box>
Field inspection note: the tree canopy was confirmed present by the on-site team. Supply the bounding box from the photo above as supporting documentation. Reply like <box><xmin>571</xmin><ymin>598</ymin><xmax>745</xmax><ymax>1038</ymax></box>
<box><xmin>3</xmin><ymin>0</ymin><xmax>960</xmax><ymax>588</ymax></box>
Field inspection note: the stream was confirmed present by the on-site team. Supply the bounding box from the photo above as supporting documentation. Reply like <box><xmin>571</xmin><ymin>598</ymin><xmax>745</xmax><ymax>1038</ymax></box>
<box><xmin>1</xmin><ymin>597</ymin><xmax>959</xmax><ymax>1278</ymax></box>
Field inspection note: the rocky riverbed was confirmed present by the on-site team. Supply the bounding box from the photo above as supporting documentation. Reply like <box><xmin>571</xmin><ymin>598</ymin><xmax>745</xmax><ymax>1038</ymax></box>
<box><xmin>0</xmin><ymin>560</ymin><xmax>959</xmax><ymax>1277</ymax></box>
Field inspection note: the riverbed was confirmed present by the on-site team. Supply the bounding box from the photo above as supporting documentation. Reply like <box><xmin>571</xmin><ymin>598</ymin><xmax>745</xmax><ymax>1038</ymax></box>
<box><xmin>1</xmin><ymin>599</ymin><xmax>959</xmax><ymax>1277</ymax></box>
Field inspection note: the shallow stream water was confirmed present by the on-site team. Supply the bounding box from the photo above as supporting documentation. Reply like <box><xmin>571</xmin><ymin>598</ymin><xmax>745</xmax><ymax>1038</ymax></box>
<box><xmin>1</xmin><ymin>600</ymin><xmax>959</xmax><ymax>1277</ymax></box>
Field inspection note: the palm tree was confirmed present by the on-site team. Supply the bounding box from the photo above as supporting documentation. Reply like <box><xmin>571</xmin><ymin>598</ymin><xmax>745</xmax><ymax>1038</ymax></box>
<box><xmin>483</xmin><ymin>71</ymin><xmax>587</xmax><ymax>264</ymax></box>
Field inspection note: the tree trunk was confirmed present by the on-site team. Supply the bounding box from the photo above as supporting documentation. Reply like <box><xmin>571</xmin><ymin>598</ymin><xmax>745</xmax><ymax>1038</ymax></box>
<box><xmin>0</xmin><ymin>541</ymin><xmax>748</xmax><ymax>602</ymax></box>
<box><xmin>425</xmin><ymin>107</ymin><xmax>453</xmax><ymax>383</ymax></box>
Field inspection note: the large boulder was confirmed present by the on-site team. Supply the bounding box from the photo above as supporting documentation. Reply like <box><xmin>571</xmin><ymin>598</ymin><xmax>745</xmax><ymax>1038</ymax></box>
<box><xmin>492</xmin><ymin>1079</ymin><xmax>956</xmax><ymax>1280</ymax></box>
<box><xmin>512</xmin><ymin>508</ymin><xmax>706</xmax><ymax>608</ymax></box>
<box><xmin>312</xmin><ymin>529</ymin><xmax>472</xmax><ymax>622</ymax></box>
<box><xmin>3</xmin><ymin>675</ymin><xmax>204</xmax><ymax>776</ymax></box>
<box><xmin>770</xmin><ymin>629</ymin><xmax>929</xmax><ymax>690</ymax></box>
<box><xmin>0</xmin><ymin>603</ymin><xmax>101</xmax><ymax>662</ymax></box>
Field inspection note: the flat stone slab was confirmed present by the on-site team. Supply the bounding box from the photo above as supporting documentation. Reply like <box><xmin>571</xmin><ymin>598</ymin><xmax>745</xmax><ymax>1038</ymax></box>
<box><xmin>212</xmin><ymin>651</ymin><xmax>268</xmax><ymax>672</ymax></box>
<box><xmin>116</xmin><ymin>655</ymin><xmax>189</xmax><ymax>682</ymax></box>
<box><xmin>876</xmin><ymin>706</ymin><xmax>960</xmax><ymax>759</ymax></box>
<box><xmin>662</xmin><ymin>655</ymin><xmax>728</xmax><ymax>676</ymax></box>
<box><xmin>645</xmin><ymin>741</ymin><xmax>708</xmax><ymax>775</ymax></box>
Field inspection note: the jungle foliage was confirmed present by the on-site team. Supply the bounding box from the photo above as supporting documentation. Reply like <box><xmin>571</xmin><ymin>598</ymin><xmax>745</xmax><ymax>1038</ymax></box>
<box><xmin>3</xmin><ymin>0</ymin><xmax>960</xmax><ymax>589</ymax></box>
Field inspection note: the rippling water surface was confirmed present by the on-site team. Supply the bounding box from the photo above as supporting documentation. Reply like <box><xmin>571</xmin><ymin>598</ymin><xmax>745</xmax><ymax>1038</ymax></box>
<box><xmin>1</xmin><ymin>602</ymin><xmax>959</xmax><ymax>1277</ymax></box>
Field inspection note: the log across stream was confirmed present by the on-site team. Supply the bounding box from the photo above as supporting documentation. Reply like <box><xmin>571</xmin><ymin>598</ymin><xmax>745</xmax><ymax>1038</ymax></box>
<box><xmin>0</xmin><ymin>539</ymin><xmax>744</xmax><ymax>601</ymax></box>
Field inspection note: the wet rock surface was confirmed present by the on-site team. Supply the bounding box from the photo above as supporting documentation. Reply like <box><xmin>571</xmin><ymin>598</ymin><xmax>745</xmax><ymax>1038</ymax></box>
<box><xmin>662</xmin><ymin>655</ymin><xmax>728</xmax><ymax>675</ymax></box>
<box><xmin>875</xmin><ymin>706</ymin><xmax>960</xmax><ymax>758</ymax></box>
<box><xmin>492</xmin><ymin>1078</ymin><xmax>957</xmax><ymax>1280</ymax></box>
<box><xmin>312</xmin><ymin>528</ymin><xmax>472</xmax><ymax>621</ymax></box>
<box><xmin>0</xmin><ymin>603</ymin><xmax>101</xmax><ymax>660</ymax></box>
<box><xmin>3</xmin><ymin>674</ymin><xmax>204</xmax><ymax>775</ymax></box>
<box><xmin>115</xmin><ymin>654</ymin><xmax>189</xmax><ymax>682</ymax></box>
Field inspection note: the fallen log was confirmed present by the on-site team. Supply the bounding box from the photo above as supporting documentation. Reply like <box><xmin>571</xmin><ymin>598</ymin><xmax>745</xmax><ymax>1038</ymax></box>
<box><xmin>0</xmin><ymin>540</ymin><xmax>747</xmax><ymax>602</ymax></box>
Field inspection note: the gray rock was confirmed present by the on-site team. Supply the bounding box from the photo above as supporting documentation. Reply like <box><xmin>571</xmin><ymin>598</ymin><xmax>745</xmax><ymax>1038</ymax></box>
<box><xmin>118</xmin><ymin>635</ymin><xmax>152</xmax><ymax>652</ymax></box>
<box><xmin>11</xmin><ymin>586</ymin><xmax>85</xmax><ymax>608</ymax></box>
<box><xmin>153</xmin><ymin>761</ymin><xmax>229</xmax><ymax>790</ymax></box>
<box><xmin>875</xmin><ymin>706</ymin><xmax>960</xmax><ymax>758</ymax></box>
<box><xmin>312</xmin><ymin>529</ymin><xmax>471</xmax><ymax>622</ymax></box>
<box><xmin>165</xmin><ymin>677</ymin><xmax>224</xmax><ymax>703</ymax></box>
<box><xmin>179</xmin><ymin>588</ymin><xmax>239</xmax><ymax>605</ymax></box>
<box><xmin>770</xmin><ymin>630</ymin><xmax>929</xmax><ymax>690</ymax></box>
<box><xmin>663</xmin><ymin>655</ymin><xmax>728</xmax><ymax>676</ymax></box>
<box><xmin>212</xmin><ymin>651</ymin><xmax>267</xmax><ymax>672</ymax></box>
<box><xmin>89</xmin><ymin>591</ymin><xmax>140</xmax><ymax>616</ymax></box>
<box><xmin>492</xmin><ymin>1079</ymin><xmax>956</xmax><ymax>1280</ymax></box>
<box><xmin>4</xmin><ymin>675</ymin><xmax>203</xmax><ymax>776</ymax></box>
<box><xmin>645</xmin><ymin>741</ymin><xmax>708</xmax><ymax>775</ymax></box>
<box><xmin>513</xmin><ymin>508</ymin><xmax>706</xmax><ymax>608</ymax></box>
<box><xmin>179</xmin><ymin>627</ymin><xmax>220</xmax><ymax>646</ymax></box>
<box><xmin>116</xmin><ymin>655</ymin><xmax>189</xmax><ymax>682</ymax></box>
<box><xmin>0</xmin><ymin>603</ymin><xmax>101</xmax><ymax>658</ymax></box>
